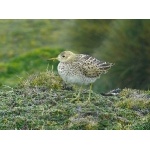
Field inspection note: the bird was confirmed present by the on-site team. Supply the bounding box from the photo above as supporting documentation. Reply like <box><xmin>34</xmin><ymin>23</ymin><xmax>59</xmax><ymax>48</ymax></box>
<box><xmin>49</xmin><ymin>51</ymin><xmax>114</xmax><ymax>101</ymax></box>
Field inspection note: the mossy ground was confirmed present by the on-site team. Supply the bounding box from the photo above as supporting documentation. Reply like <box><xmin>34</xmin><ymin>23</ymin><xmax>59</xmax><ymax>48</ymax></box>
<box><xmin>0</xmin><ymin>71</ymin><xmax>150</xmax><ymax>130</ymax></box>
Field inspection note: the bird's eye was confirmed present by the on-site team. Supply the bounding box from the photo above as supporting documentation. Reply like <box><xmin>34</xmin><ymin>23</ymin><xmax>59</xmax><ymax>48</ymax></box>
<box><xmin>62</xmin><ymin>55</ymin><xmax>65</xmax><ymax>58</ymax></box>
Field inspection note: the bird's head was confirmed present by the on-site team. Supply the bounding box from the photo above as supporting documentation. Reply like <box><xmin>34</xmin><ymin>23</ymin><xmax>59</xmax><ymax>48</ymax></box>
<box><xmin>49</xmin><ymin>51</ymin><xmax>76</xmax><ymax>62</ymax></box>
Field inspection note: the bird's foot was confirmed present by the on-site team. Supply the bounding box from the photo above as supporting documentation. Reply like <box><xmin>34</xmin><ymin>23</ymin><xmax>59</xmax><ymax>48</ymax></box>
<box><xmin>70</xmin><ymin>93</ymin><xmax>81</xmax><ymax>103</ymax></box>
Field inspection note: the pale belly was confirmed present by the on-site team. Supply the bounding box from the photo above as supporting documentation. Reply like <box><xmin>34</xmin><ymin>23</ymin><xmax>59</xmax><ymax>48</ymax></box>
<box><xmin>57</xmin><ymin>63</ymin><xmax>97</xmax><ymax>85</ymax></box>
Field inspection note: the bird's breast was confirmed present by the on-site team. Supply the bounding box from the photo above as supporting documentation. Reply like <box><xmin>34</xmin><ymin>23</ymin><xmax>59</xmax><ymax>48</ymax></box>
<box><xmin>57</xmin><ymin>62</ymin><xmax>97</xmax><ymax>85</ymax></box>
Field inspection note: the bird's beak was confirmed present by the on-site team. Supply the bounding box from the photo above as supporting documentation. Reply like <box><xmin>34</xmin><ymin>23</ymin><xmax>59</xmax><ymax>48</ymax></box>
<box><xmin>47</xmin><ymin>57</ymin><xmax>58</xmax><ymax>61</ymax></box>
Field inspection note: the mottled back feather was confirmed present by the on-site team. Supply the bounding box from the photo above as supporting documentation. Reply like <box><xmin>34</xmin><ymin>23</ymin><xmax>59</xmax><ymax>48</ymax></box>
<box><xmin>77</xmin><ymin>54</ymin><xmax>113</xmax><ymax>78</ymax></box>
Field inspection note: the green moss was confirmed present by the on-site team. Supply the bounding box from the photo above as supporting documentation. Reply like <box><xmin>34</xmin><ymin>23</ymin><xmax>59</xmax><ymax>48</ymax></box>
<box><xmin>0</xmin><ymin>71</ymin><xmax>150</xmax><ymax>130</ymax></box>
<box><xmin>116</xmin><ymin>99</ymin><xmax>150</xmax><ymax>110</ymax></box>
<box><xmin>131</xmin><ymin>114</ymin><xmax>150</xmax><ymax>130</ymax></box>
<box><xmin>19</xmin><ymin>71</ymin><xmax>63</xmax><ymax>90</ymax></box>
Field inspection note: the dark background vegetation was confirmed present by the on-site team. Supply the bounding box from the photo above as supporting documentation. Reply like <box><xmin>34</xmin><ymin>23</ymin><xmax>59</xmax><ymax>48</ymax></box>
<box><xmin>0</xmin><ymin>19</ymin><xmax>150</xmax><ymax>92</ymax></box>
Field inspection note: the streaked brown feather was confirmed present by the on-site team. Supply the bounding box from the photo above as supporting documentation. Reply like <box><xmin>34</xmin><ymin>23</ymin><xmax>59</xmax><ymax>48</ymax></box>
<box><xmin>77</xmin><ymin>54</ymin><xmax>113</xmax><ymax>78</ymax></box>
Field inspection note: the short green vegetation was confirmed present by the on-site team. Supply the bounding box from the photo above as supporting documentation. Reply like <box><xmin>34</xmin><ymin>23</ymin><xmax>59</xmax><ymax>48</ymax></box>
<box><xmin>0</xmin><ymin>71</ymin><xmax>150</xmax><ymax>130</ymax></box>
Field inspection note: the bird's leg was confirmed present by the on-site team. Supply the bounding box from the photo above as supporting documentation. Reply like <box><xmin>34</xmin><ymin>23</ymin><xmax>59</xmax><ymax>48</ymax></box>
<box><xmin>71</xmin><ymin>85</ymin><xmax>82</xmax><ymax>102</ymax></box>
<box><xmin>88</xmin><ymin>83</ymin><xmax>93</xmax><ymax>102</ymax></box>
<box><xmin>76</xmin><ymin>85</ymin><xmax>82</xmax><ymax>99</ymax></box>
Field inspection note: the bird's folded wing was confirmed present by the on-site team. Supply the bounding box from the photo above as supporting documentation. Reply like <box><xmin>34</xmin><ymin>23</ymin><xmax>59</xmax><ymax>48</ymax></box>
<box><xmin>78</xmin><ymin>55</ymin><xmax>113</xmax><ymax>78</ymax></box>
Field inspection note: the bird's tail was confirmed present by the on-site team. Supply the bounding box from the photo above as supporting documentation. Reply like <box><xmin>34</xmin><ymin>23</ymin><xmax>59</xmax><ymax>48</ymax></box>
<box><xmin>99</xmin><ymin>62</ymin><xmax>114</xmax><ymax>74</ymax></box>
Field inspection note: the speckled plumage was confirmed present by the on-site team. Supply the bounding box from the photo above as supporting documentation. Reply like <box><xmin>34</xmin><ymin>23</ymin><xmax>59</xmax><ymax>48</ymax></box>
<box><xmin>56</xmin><ymin>51</ymin><xmax>114</xmax><ymax>85</ymax></box>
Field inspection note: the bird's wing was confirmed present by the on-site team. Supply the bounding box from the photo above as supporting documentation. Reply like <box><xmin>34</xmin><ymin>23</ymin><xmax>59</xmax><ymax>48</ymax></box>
<box><xmin>78</xmin><ymin>54</ymin><xmax>113</xmax><ymax>78</ymax></box>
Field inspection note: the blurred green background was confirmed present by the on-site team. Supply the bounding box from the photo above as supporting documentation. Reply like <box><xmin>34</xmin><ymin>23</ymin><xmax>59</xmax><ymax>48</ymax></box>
<box><xmin>0</xmin><ymin>19</ymin><xmax>150</xmax><ymax>92</ymax></box>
